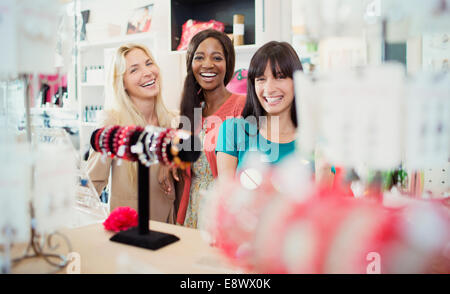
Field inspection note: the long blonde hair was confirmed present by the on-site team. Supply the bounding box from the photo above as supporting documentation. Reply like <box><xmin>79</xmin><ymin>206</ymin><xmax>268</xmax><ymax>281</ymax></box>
<box><xmin>102</xmin><ymin>43</ymin><xmax>178</xmax><ymax>188</ymax></box>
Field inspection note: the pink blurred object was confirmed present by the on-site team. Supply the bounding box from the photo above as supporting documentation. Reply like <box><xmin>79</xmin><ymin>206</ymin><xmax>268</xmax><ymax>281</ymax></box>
<box><xmin>176</xmin><ymin>19</ymin><xmax>225</xmax><ymax>51</ymax></box>
<box><xmin>103</xmin><ymin>206</ymin><xmax>138</xmax><ymax>232</ymax></box>
<box><xmin>206</xmin><ymin>166</ymin><xmax>450</xmax><ymax>274</ymax></box>
<box><xmin>226</xmin><ymin>69</ymin><xmax>248</xmax><ymax>95</ymax></box>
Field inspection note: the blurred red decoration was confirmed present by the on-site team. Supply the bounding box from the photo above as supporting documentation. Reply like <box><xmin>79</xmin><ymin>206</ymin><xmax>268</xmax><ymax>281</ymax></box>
<box><xmin>103</xmin><ymin>206</ymin><xmax>138</xmax><ymax>232</ymax></box>
<box><xmin>226</xmin><ymin>69</ymin><xmax>248</xmax><ymax>95</ymax></box>
<box><xmin>206</xmin><ymin>165</ymin><xmax>450</xmax><ymax>274</ymax></box>
<box><xmin>177</xmin><ymin>19</ymin><xmax>225</xmax><ymax>51</ymax></box>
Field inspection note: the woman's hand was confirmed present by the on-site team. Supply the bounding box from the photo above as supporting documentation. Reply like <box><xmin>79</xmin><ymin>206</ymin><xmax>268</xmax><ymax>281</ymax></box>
<box><xmin>158</xmin><ymin>165</ymin><xmax>179</xmax><ymax>195</ymax></box>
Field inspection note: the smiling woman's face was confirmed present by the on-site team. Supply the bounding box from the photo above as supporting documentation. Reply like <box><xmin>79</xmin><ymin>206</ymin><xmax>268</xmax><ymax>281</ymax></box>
<box><xmin>191</xmin><ymin>37</ymin><xmax>227</xmax><ymax>92</ymax></box>
<box><xmin>123</xmin><ymin>48</ymin><xmax>160</xmax><ymax>100</ymax></box>
<box><xmin>255</xmin><ymin>61</ymin><xmax>294</xmax><ymax>117</ymax></box>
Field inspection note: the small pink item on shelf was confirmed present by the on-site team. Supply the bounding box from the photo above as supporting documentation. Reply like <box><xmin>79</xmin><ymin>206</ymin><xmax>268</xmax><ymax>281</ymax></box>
<box><xmin>176</xmin><ymin>19</ymin><xmax>225</xmax><ymax>51</ymax></box>
<box><xmin>103</xmin><ymin>206</ymin><xmax>138</xmax><ymax>232</ymax></box>
<box><xmin>226</xmin><ymin>69</ymin><xmax>248</xmax><ymax>95</ymax></box>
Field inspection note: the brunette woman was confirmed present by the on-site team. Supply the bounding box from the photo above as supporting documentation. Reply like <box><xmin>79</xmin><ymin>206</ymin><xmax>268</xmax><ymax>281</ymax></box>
<box><xmin>176</xmin><ymin>29</ymin><xmax>246</xmax><ymax>228</ymax></box>
<box><xmin>216</xmin><ymin>41</ymin><xmax>334</xmax><ymax>186</ymax></box>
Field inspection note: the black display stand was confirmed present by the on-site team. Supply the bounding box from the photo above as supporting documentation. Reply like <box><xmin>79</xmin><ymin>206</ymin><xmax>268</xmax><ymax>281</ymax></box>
<box><xmin>110</xmin><ymin>162</ymin><xmax>180</xmax><ymax>250</ymax></box>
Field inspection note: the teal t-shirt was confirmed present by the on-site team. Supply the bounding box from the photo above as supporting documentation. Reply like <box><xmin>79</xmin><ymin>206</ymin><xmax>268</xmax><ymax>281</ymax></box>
<box><xmin>216</xmin><ymin>118</ymin><xmax>296</xmax><ymax>170</ymax></box>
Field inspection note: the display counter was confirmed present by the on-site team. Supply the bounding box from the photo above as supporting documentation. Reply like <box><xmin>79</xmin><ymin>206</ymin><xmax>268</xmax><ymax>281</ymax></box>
<box><xmin>11</xmin><ymin>221</ymin><xmax>239</xmax><ymax>274</ymax></box>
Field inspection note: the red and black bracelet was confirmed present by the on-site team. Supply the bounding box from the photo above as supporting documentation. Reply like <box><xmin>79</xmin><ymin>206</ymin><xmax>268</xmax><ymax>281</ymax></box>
<box><xmin>104</xmin><ymin>125</ymin><xmax>120</xmax><ymax>158</ymax></box>
<box><xmin>93</xmin><ymin>127</ymin><xmax>104</xmax><ymax>153</ymax></box>
<box><xmin>154</xmin><ymin>129</ymin><xmax>170</xmax><ymax>163</ymax></box>
<box><xmin>91</xmin><ymin>125</ymin><xmax>197</xmax><ymax>169</ymax></box>
<box><xmin>119</xmin><ymin>125</ymin><xmax>143</xmax><ymax>161</ymax></box>
<box><xmin>101</xmin><ymin>126</ymin><xmax>115</xmax><ymax>155</ymax></box>
<box><xmin>117</xmin><ymin>126</ymin><xmax>134</xmax><ymax>160</ymax></box>
<box><xmin>112</xmin><ymin>126</ymin><xmax>123</xmax><ymax>156</ymax></box>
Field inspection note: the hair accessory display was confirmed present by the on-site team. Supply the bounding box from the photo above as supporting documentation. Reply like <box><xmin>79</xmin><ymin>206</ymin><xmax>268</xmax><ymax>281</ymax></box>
<box><xmin>90</xmin><ymin>125</ymin><xmax>200</xmax><ymax>169</ymax></box>
<box><xmin>90</xmin><ymin>125</ymin><xmax>201</xmax><ymax>252</ymax></box>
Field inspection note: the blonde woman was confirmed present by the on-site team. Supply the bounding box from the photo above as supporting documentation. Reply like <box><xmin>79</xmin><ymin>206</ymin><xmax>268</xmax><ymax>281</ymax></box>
<box><xmin>86</xmin><ymin>43</ymin><xmax>180</xmax><ymax>224</ymax></box>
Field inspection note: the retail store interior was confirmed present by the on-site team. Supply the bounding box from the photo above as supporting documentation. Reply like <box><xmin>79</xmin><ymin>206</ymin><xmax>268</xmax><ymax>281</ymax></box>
<box><xmin>0</xmin><ymin>0</ymin><xmax>449</xmax><ymax>275</ymax></box>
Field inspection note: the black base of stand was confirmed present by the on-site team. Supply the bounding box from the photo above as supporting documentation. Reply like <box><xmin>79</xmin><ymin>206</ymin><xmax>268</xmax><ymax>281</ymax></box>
<box><xmin>110</xmin><ymin>227</ymin><xmax>179</xmax><ymax>250</ymax></box>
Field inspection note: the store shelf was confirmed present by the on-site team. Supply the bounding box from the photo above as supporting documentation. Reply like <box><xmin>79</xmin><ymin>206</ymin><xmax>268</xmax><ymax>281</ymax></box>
<box><xmin>78</xmin><ymin>32</ymin><xmax>156</xmax><ymax>51</ymax></box>
<box><xmin>81</xmin><ymin>122</ymin><xmax>98</xmax><ymax>128</ymax></box>
<box><xmin>170</xmin><ymin>44</ymin><xmax>258</xmax><ymax>55</ymax></box>
<box><xmin>80</xmin><ymin>82</ymin><xmax>104</xmax><ymax>87</ymax></box>
<box><xmin>30</xmin><ymin>107</ymin><xmax>78</xmax><ymax>117</ymax></box>
<box><xmin>170</xmin><ymin>0</ymin><xmax>256</xmax><ymax>51</ymax></box>
<box><xmin>234</xmin><ymin>44</ymin><xmax>259</xmax><ymax>54</ymax></box>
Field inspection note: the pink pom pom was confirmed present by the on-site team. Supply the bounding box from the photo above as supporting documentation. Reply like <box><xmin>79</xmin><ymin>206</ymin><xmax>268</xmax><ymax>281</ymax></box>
<box><xmin>103</xmin><ymin>206</ymin><xmax>138</xmax><ymax>232</ymax></box>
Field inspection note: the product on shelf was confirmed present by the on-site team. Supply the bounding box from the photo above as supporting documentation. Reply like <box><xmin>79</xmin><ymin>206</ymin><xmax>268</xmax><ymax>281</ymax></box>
<box><xmin>176</xmin><ymin>19</ymin><xmax>225</xmax><ymax>51</ymax></box>
<box><xmin>233</xmin><ymin>14</ymin><xmax>245</xmax><ymax>46</ymax></box>
<box><xmin>84</xmin><ymin>105</ymin><xmax>103</xmax><ymax>123</ymax></box>
<box><xmin>84</xmin><ymin>65</ymin><xmax>104</xmax><ymax>84</ymax></box>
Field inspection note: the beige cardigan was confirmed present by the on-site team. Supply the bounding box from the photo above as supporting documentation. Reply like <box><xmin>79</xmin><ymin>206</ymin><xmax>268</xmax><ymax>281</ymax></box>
<box><xmin>86</xmin><ymin>151</ymin><xmax>179</xmax><ymax>224</ymax></box>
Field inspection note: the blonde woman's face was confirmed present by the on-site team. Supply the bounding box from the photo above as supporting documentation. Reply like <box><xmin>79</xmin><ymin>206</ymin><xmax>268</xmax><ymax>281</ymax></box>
<box><xmin>123</xmin><ymin>48</ymin><xmax>160</xmax><ymax>100</ymax></box>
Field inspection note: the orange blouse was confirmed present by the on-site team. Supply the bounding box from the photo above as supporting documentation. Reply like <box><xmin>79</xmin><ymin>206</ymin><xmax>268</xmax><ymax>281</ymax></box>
<box><xmin>177</xmin><ymin>93</ymin><xmax>246</xmax><ymax>225</ymax></box>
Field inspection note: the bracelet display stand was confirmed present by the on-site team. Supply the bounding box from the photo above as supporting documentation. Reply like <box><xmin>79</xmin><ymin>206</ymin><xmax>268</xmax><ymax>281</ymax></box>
<box><xmin>90</xmin><ymin>126</ymin><xmax>200</xmax><ymax>251</ymax></box>
<box><xmin>110</xmin><ymin>162</ymin><xmax>180</xmax><ymax>250</ymax></box>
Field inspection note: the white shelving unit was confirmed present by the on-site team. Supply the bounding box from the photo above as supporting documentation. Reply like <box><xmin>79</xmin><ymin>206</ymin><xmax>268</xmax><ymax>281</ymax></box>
<box><xmin>80</xmin><ymin>83</ymin><xmax>104</xmax><ymax>87</ymax></box>
<box><xmin>78</xmin><ymin>32</ymin><xmax>157</xmax><ymax>51</ymax></box>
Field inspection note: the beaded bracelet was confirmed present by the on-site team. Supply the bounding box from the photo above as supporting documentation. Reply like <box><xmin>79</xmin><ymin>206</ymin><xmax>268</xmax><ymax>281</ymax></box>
<box><xmin>149</xmin><ymin>131</ymin><xmax>160</xmax><ymax>163</ymax></box>
<box><xmin>121</xmin><ymin>126</ymin><xmax>136</xmax><ymax>161</ymax></box>
<box><xmin>103</xmin><ymin>126</ymin><xmax>117</xmax><ymax>157</ymax></box>
<box><xmin>115</xmin><ymin>126</ymin><xmax>126</xmax><ymax>158</ymax></box>
<box><xmin>131</xmin><ymin>130</ymin><xmax>151</xmax><ymax>167</ymax></box>
<box><xmin>171</xmin><ymin>129</ymin><xmax>192</xmax><ymax>170</ymax></box>
<box><xmin>112</xmin><ymin>126</ymin><xmax>123</xmax><ymax>156</ymax></box>
<box><xmin>161</xmin><ymin>129</ymin><xmax>177</xmax><ymax>168</ymax></box>
<box><xmin>94</xmin><ymin>127</ymin><xmax>104</xmax><ymax>152</ymax></box>
<box><xmin>132</xmin><ymin>127</ymin><xmax>144</xmax><ymax>161</ymax></box>
<box><xmin>107</xmin><ymin>125</ymin><xmax>120</xmax><ymax>158</ymax></box>
<box><xmin>117</xmin><ymin>126</ymin><xmax>135</xmax><ymax>160</ymax></box>
<box><xmin>99</xmin><ymin>126</ymin><xmax>113</xmax><ymax>155</ymax></box>
<box><xmin>155</xmin><ymin>129</ymin><xmax>170</xmax><ymax>163</ymax></box>
<box><xmin>126</xmin><ymin>126</ymin><xmax>144</xmax><ymax>161</ymax></box>
<box><xmin>145</xmin><ymin>132</ymin><xmax>157</xmax><ymax>164</ymax></box>
<box><xmin>144</xmin><ymin>125</ymin><xmax>164</xmax><ymax>164</ymax></box>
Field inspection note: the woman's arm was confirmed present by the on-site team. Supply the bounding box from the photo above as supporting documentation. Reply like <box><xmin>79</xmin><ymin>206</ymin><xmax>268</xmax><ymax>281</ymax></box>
<box><xmin>85</xmin><ymin>112</ymin><xmax>115</xmax><ymax>196</ymax></box>
<box><xmin>217</xmin><ymin>152</ymin><xmax>238</xmax><ymax>178</ymax></box>
<box><xmin>216</xmin><ymin>118</ymin><xmax>241</xmax><ymax>179</ymax></box>
<box><xmin>158</xmin><ymin>165</ymin><xmax>179</xmax><ymax>195</ymax></box>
